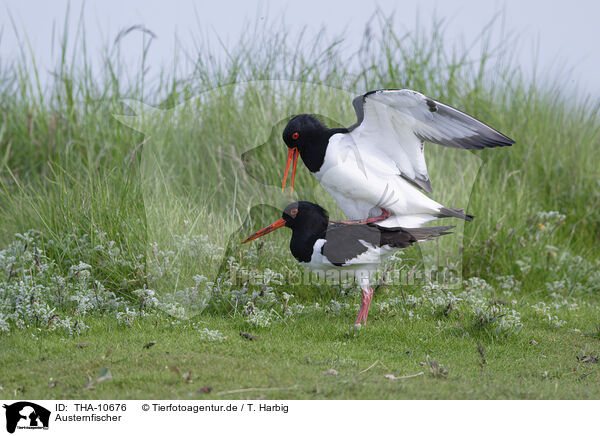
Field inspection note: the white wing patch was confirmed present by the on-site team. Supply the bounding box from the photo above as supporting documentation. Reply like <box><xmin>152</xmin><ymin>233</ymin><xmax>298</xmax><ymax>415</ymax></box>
<box><xmin>303</xmin><ymin>239</ymin><xmax>334</xmax><ymax>270</ymax></box>
<box><xmin>342</xmin><ymin>239</ymin><xmax>395</xmax><ymax>267</ymax></box>
<box><xmin>351</xmin><ymin>91</ymin><xmax>432</xmax><ymax>193</ymax></box>
<box><xmin>350</xmin><ymin>89</ymin><xmax>514</xmax><ymax>194</ymax></box>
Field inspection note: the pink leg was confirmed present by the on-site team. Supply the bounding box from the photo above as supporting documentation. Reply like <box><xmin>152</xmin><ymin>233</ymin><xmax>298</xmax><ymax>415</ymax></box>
<box><xmin>330</xmin><ymin>208</ymin><xmax>391</xmax><ymax>226</ymax></box>
<box><xmin>354</xmin><ymin>287</ymin><xmax>374</xmax><ymax>325</ymax></box>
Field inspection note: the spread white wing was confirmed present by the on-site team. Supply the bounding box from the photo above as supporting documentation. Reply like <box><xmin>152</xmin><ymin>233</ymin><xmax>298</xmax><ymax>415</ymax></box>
<box><xmin>348</xmin><ymin>89</ymin><xmax>514</xmax><ymax>193</ymax></box>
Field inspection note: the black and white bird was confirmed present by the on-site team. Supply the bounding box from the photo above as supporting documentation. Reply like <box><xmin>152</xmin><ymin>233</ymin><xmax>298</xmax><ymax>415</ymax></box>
<box><xmin>242</xmin><ymin>201</ymin><xmax>452</xmax><ymax>325</ymax></box>
<box><xmin>280</xmin><ymin>89</ymin><xmax>514</xmax><ymax>228</ymax></box>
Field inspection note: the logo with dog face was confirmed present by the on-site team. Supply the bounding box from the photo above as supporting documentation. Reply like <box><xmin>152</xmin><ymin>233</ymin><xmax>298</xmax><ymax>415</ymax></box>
<box><xmin>3</xmin><ymin>402</ymin><xmax>50</xmax><ymax>434</ymax></box>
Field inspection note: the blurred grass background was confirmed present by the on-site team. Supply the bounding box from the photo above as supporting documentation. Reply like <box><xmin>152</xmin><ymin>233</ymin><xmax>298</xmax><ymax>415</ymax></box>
<box><xmin>1</xmin><ymin>9</ymin><xmax>599</xmax><ymax>299</ymax></box>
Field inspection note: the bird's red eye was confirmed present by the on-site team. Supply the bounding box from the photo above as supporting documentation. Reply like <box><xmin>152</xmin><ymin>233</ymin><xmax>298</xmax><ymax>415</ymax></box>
<box><xmin>290</xmin><ymin>208</ymin><xmax>298</xmax><ymax>215</ymax></box>
<box><xmin>292</xmin><ymin>132</ymin><xmax>299</xmax><ymax>140</ymax></box>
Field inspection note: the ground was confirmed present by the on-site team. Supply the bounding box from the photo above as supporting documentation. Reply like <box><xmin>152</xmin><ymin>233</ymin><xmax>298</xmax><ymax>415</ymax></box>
<box><xmin>2</xmin><ymin>298</ymin><xmax>599</xmax><ymax>400</ymax></box>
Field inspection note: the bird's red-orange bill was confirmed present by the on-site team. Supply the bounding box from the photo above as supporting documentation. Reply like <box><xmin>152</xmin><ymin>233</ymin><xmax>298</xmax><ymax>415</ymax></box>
<box><xmin>242</xmin><ymin>218</ymin><xmax>286</xmax><ymax>243</ymax></box>
<box><xmin>281</xmin><ymin>147</ymin><xmax>299</xmax><ymax>194</ymax></box>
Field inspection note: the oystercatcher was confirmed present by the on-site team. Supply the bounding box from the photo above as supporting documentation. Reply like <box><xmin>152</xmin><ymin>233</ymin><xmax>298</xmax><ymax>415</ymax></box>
<box><xmin>242</xmin><ymin>201</ymin><xmax>452</xmax><ymax>325</ymax></box>
<box><xmin>280</xmin><ymin>89</ymin><xmax>514</xmax><ymax>228</ymax></box>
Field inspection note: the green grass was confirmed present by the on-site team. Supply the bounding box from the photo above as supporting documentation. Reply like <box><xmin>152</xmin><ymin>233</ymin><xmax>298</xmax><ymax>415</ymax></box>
<box><xmin>1</xmin><ymin>9</ymin><xmax>600</xmax><ymax>399</ymax></box>
<box><xmin>2</xmin><ymin>305</ymin><xmax>599</xmax><ymax>400</ymax></box>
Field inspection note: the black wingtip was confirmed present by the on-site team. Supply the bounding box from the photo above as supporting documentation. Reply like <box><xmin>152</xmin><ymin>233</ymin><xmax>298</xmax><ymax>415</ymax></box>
<box><xmin>400</xmin><ymin>173</ymin><xmax>433</xmax><ymax>194</ymax></box>
<box><xmin>489</xmin><ymin>135</ymin><xmax>515</xmax><ymax>147</ymax></box>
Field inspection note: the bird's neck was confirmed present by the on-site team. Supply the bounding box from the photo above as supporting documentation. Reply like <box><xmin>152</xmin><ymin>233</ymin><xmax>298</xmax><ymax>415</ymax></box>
<box><xmin>299</xmin><ymin>128</ymin><xmax>347</xmax><ymax>173</ymax></box>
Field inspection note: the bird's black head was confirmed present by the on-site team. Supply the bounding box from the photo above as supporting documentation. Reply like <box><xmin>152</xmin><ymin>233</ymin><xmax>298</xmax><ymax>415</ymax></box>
<box><xmin>242</xmin><ymin>201</ymin><xmax>329</xmax><ymax>245</ymax></box>
<box><xmin>282</xmin><ymin>114</ymin><xmax>329</xmax><ymax>151</ymax></box>
<box><xmin>281</xmin><ymin>115</ymin><xmax>333</xmax><ymax>177</ymax></box>
<box><xmin>281</xmin><ymin>201</ymin><xmax>328</xmax><ymax>233</ymax></box>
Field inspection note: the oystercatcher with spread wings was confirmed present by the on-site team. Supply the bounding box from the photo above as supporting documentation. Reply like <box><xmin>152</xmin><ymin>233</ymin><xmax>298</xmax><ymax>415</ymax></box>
<box><xmin>243</xmin><ymin>201</ymin><xmax>452</xmax><ymax>325</ymax></box>
<box><xmin>280</xmin><ymin>89</ymin><xmax>514</xmax><ymax>228</ymax></box>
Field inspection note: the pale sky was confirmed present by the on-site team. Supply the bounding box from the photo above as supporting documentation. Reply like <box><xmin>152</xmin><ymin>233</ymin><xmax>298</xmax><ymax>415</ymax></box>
<box><xmin>1</xmin><ymin>0</ymin><xmax>598</xmax><ymax>98</ymax></box>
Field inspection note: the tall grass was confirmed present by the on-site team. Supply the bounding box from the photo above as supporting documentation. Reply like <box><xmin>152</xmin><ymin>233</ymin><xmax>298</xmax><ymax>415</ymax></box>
<box><xmin>1</xmin><ymin>9</ymin><xmax>599</xmax><ymax>299</ymax></box>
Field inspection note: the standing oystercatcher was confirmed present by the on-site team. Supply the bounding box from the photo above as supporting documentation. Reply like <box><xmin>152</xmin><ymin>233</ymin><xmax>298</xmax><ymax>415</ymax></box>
<box><xmin>280</xmin><ymin>89</ymin><xmax>514</xmax><ymax>228</ymax></box>
<box><xmin>242</xmin><ymin>201</ymin><xmax>452</xmax><ymax>325</ymax></box>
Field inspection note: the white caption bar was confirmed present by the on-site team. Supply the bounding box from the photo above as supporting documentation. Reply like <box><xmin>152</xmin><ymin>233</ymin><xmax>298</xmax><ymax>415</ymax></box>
<box><xmin>0</xmin><ymin>400</ymin><xmax>595</xmax><ymax>435</ymax></box>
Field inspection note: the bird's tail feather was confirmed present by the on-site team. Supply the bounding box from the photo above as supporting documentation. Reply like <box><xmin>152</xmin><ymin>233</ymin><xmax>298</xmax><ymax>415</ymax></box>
<box><xmin>436</xmin><ymin>207</ymin><xmax>474</xmax><ymax>222</ymax></box>
<box><xmin>403</xmin><ymin>225</ymin><xmax>455</xmax><ymax>241</ymax></box>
